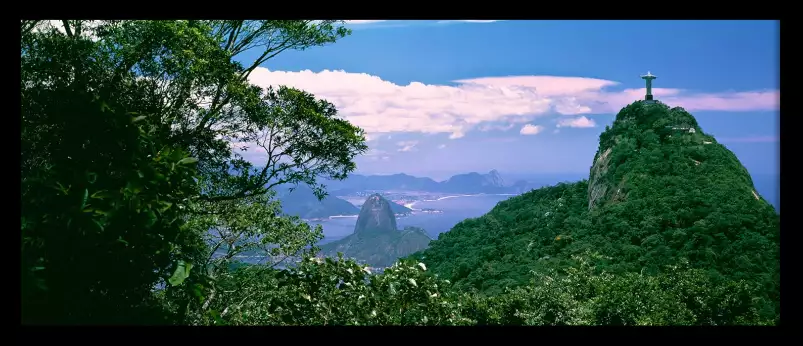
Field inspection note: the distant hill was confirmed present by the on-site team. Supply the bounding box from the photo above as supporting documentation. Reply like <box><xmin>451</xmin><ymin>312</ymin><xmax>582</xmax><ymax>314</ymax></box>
<box><xmin>411</xmin><ymin>100</ymin><xmax>780</xmax><ymax>320</ymax></box>
<box><xmin>324</xmin><ymin>170</ymin><xmax>532</xmax><ymax>194</ymax></box>
<box><xmin>278</xmin><ymin>184</ymin><xmax>359</xmax><ymax>219</ymax></box>
<box><xmin>320</xmin><ymin>194</ymin><xmax>431</xmax><ymax>267</ymax></box>
<box><xmin>325</xmin><ymin>173</ymin><xmax>441</xmax><ymax>191</ymax></box>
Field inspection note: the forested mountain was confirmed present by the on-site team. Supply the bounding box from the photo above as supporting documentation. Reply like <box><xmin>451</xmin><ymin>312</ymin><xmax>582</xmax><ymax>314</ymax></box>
<box><xmin>412</xmin><ymin>101</ymin><xmax>780</xmax><ymax>321</ymax></box>
<box><xmin>21</xmin><ymin>20</ymin><xmax>779</xmax><ymax>326</ymax></box>
<box><xmin>320</xmin><ymin>194</ymin><xmax>431</xmax><ymax>267</ymax></box>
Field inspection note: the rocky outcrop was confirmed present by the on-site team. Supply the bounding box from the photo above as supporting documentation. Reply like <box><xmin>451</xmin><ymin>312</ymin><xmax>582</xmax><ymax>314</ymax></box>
<box><xmin>588</xmin><ymin>147</ymin><xmax>612</xmax><ymax>210</ymax></box>
<box><xmin>354</xmin><ymin>194</ymin><xmax>398</xmax><ymax>236</ymax></box>
<box><xmin>320</xmin><ymin>194</ymin><xmax>431</xmax><ymax>267</ymax></box>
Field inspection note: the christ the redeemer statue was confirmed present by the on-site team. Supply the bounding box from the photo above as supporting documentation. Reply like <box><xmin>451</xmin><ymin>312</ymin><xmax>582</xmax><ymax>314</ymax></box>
<box><xmin>641</xmin><ymin>71</ymin><xmax>657</xmax><ymax>101</ymax></box>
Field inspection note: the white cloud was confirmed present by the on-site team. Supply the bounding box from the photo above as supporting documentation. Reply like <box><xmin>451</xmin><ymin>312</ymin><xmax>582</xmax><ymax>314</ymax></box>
<box><xmin>247</xmin><ymin>68</ymin><xmax>780</xmax><ymax>140</ymax></box>
<box><xmin>557</xmin><ymin>116</ymin><xmax>597</xmax><ymax>128</ymax></box>
<box><xmin>396</xmin><ymin>140</ymin><xmax>419</xmax><ymax>152</ymax></box>
<box><xmin>520</xmin><ymin>124</ymin><xmax>544</xmax><ymax>135</ymax></box>
<box><xmin>438</xmin><ymin>144</ymin><xmax>447</xmax><ymax>149</ymax></box>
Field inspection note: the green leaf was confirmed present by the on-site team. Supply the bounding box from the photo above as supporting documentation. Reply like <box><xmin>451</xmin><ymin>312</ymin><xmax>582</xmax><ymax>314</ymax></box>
<box><xmin>144</xmin><ymin>210</ymin><xmax>158</xmax><ymax>227</ymax></box>
<box><xmin>86</xmin><ymin>172</ymin><xmax>98</xmax><ymax>184</ymax></box>
<box><xmin>157</xmin><ymin>201</ymin><xmax>173</xmax><ymax>213</ymax></box>
<box><xmin>132</xmin><ymin>115</ymin><xmax>147</xmax><ymax>123</ymax></box>
<box><xmin>90</xmin><ymin>190</ymin><xmax>113</xmax><ymax>200</ymax></box>
<box><xmin>92</xmin><ymin>219</ymin><xmax>105</xmax><ymax>232</ymax></box>
<box><xmin>177</xmin><ymin>157</ymin><xmax>198</xmax><ymax>165</ymax></box>
<box><xmin>168</xmin><ymin>260</ymin><xmax>193</xmax><ymax>287</ymax></box>
<box><xmin>80</xmin><ymin>189</ymin><xmax>88</xmax><ymax>210</ymax></box>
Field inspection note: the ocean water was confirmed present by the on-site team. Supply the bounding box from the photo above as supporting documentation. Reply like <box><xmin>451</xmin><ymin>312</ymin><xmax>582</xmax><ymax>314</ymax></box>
<box><xmin>314</xmin><ymin>194</ymin><xmax>514</xmax><ymax>244</ymax></box>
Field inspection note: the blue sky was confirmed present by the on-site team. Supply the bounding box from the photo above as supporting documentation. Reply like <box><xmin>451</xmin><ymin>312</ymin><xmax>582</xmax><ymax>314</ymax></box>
<box><xmin>237</xmin><ymin>20</ymin><xmax>779</xmax><ymax>181</ymax></box>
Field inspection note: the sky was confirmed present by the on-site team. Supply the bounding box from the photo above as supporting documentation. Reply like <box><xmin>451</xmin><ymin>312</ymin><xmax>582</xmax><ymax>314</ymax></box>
<box><xmin>236</xmin><ymin>20</ymin><xmax>780</xmax><ymax>181</ymax></box>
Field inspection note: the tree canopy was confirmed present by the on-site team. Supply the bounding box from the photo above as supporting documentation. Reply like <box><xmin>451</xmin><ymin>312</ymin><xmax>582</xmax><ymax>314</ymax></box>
<box><xmin>21</xmin><ymin>20</ymin><xmax>780</xmax><ymax>326</ymax></box>
<box><xmin>21</xmin><ymin>20</ymin><xmax>366</xmax><ymax>324</ymax></box>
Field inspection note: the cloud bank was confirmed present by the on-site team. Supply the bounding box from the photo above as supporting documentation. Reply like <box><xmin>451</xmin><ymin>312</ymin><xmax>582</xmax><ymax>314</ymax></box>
<box><xmin>248</xmin><ymin>68</ymin><xmax>779</xmax><ymax>140</ymax></box>
<box><xmin>557</xmin><ymin>116</ymin><xmax>596</xmax><ymax>128</ymax></box>
<box><xmin>520</xmin><ymin>124</ymin><xmax>544</xmax><ymax>135</ymax></box>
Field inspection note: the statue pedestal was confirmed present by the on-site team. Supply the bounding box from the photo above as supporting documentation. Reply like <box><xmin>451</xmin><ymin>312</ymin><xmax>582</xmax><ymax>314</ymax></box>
<box><xmin>646</xmin><ymin>95</ymin><xmax>654</xmax><ymax>100</ymax></box>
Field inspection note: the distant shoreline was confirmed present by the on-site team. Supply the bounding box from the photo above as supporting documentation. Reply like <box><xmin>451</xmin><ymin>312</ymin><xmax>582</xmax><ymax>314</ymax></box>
<box><xmin>304</xmin><ymin>193</ymin><xmax>516</xmax><ymax>222</ymax></box>
<box><xmin>404</xmin><ymin>193</ymin><xmax>516</xmax><ymax>210</ymax></box>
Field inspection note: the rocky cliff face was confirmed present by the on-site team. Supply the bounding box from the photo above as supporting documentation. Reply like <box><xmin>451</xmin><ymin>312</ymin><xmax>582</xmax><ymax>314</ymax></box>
<box><xmin>485</xmin><ymin>169</ymin><xmax>505</xmax><ymax>187</ymax></box>
<box><xmin>320</xmin><ymin>194</ymin><xmax>431</xmax><ymax>267</ymax></box>
<box><xmin>354</xmin><ymin>194</ymin><xmax>397</xmax><ymax>236</ymax></box>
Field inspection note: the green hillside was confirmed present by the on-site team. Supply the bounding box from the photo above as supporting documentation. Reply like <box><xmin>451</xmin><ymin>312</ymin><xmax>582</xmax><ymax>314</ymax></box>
<box><xmin>412</xmin><ymin>101</ymin><xmax>780</xmax><ymax>319</ymax></box>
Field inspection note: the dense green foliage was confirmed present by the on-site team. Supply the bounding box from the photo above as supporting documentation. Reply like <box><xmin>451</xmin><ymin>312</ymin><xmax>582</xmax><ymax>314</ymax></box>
<box><xmin>21</xmin><ymin>20</ymin><xmax>779</xmax><ymax>326</ymax></box>
<box><xmin>163</xmin><ymin>253</ymin><xmax>772</xmax><ymax>326</ymax></box>
<box><xmin>414</xmin><ymin>101</ymin><xmax>780</xmax><ymax>322</ymax></box>
<box><xmin>413</xmin><ymin>181</ymin><xmax>590</xmax><ymax>295</ymax></box>
<box><xmin>21</xmin><ymin>20</ymin><xmax>364</xmax><ymax>324</ymax></box>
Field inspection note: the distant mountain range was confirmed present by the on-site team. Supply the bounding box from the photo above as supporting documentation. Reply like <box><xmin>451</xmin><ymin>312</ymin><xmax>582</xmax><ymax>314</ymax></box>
<box><xmin>277</xmin><ymin>170</ymin><xmax>575</xmax><ymax>219</ymax></box>
<box><xmin>278</xmin><ymin>184</ymin><xmax>412</xmax><ymax>219</ymax></box>
<box><xmin>322</xmin><ymin>169</ymin><xmax>538</xmax><ymax>194</ymax></box>
<box><xmin>278</xmin><ymin>184</ymin><xmax>359</xmax><ymax>219</ymax></box>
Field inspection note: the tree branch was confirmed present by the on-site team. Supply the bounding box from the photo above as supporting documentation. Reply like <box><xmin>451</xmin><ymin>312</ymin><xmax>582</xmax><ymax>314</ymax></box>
<box><xmin>239</xmin><ymin>37</ymin><xmax>293</xmax><ymax>81</ymax></box>
<box><xmin>224</xmin><ymin>21</ymin><xmax>244</xmax><ymax>52</ymax></box>
<box><xmin>61</xmin><ymin>20</ymin><xmax>73</xmax><ymax>37</ymax></box>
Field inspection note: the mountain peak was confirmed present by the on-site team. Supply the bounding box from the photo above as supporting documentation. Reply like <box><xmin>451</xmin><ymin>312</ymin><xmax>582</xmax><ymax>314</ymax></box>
<box><xmin>320</xmin><ymin>193</ymin><xmax>430</xmax><ymax>267</ymax></box>
<box><xmin>588</xmin><ymin>100</ymin><xmax>768</xmax><ymax>212</ymax></box>
<box><xmin>416</xmin><ymin>100</ymin><xmax>779</xmax><ymax>309</ymax></box>
<box><xmin>353</xmin><ymin>194</ymin><xmax>398</xmax><ymax>236</ymax></box>
<box><xmin>486</xmin><ymin>169</ymin><xmax>505</xmax><ymax>187</ymax></box>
